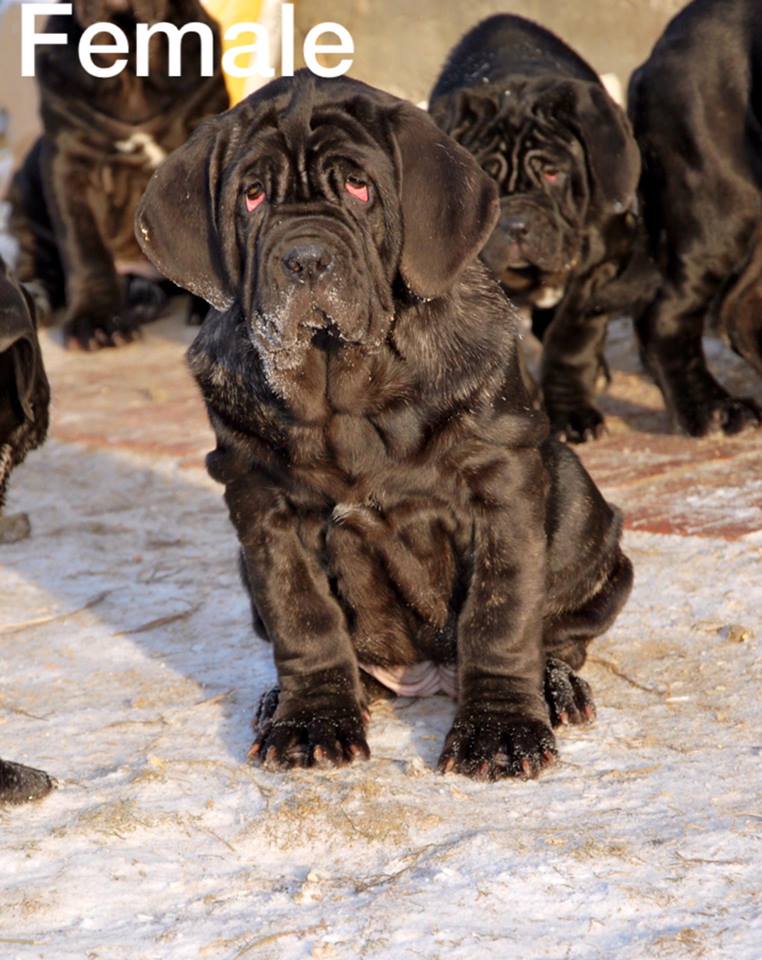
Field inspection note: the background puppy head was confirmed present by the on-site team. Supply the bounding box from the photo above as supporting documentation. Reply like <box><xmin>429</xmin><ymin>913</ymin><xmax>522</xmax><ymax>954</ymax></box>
<box><xmin>136</xmin><ymin>71</ymin><xmax>498</xmax><ymax>393</ymax></box>
<box><xmin>73</xmin><ymin>0</ymin><xmax>170</xmax><ymax>28</ymax></box>
<box><xmin>0</xmin><ymin>258</ymin><xmax>49</xmax><ymax>506</ymax></box>
<box><xmin>430</xmin><ymin>78</ymin><xmax>640</xmax><ymax>302</ymax></box>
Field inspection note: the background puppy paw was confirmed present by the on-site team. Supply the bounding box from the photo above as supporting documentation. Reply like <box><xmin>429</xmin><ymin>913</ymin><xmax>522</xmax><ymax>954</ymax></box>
<box><xmin>248</xmin><ymin>687</ymin><xmax>369</xmax><ymax>770</ymax></box>
<box><xmin>548</xmin><ymin>404</ymin><xmax>606</xmax><ymax>443</ymax></box>
<box><xmin>438</xmin><ymin>710</ymin><xmax>557</xmax><ymax>781</ymax></box>
<box><xmin>63</xmin><ymin>309</ymin><xmax>141</xmax><ymax>351</ymax></box>
<box><xmin>544</xmin><ymin>656</ymin><xmax>596</xmax><ymax>727</ymax></box>
<box><xmin>679</xmin><ymin>394</ymin><xmax>761</xmax><ymax>437</ymax></box>
<box><xmin>124</xmin><ymin>276</ymin><xmax>169</xmax><ymax>327</ymax></box>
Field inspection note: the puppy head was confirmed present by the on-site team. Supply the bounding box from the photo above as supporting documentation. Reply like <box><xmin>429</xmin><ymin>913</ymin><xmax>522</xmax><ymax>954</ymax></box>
<box><xmin>73</xmin><ymin>0</ymin><xmax>170</xmax><ymax>28</ymax></box>
<box><xmin>0</xmin><ymin>260</ymin><xmax>46</xmax><ymax>444</ymax></box>
<box><xmin>136</xmin><ymin>72</ymin><xmax>498</xmax><ymax>393</ymax></box>
<box><xmin>430</xmin><ymin>78</ymin><xmax>640</xmax><ymax>301</ymax></box>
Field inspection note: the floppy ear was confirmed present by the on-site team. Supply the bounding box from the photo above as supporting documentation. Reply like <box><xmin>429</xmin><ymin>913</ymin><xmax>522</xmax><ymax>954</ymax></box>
<box><xmin>0</xmin><ymin>276</ymin><xmax>38</xmax><ymax>424</ymax></box>
<box><xmin>392</xmin><ymin>104</ymin><xmax>499</xmax><ymax>299</ymax></box>
<box><xmin>567</xmin><ymin>81</ymin><xmax>641</xmax><ymax>213</ymax></box>
<box><xmin>429</xmin><ymin>89</ymin><xmax>500</xmax><ymax>148</ymax></box>
<box><xmin>135</xmin><ymin>115</ymin><xmax>236</xmax><ymax>311</ymax></box>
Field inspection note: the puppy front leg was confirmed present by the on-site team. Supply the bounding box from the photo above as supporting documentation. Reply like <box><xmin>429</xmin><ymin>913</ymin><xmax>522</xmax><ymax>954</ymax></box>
<box><xmin>440</xmin><ymin>474</ymin><xmax>556</xmax><ymax>780</ymax></box>
<box><xmin>42</xmin><ymin>147</ymin><xmax>129</xmax><ymax>350</ymax></box>
<box><xmin>540</xmin><ymin>278</ymin><xmax>610</xmax><ymax>444</ymax></box>
<box><xmin>226</xmin><ymin>477</ymin><xmax>369</xmax><ymax>770</ymax></box>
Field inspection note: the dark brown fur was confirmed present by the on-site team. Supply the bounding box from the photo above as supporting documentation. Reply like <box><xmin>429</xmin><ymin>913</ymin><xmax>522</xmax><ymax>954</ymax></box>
<box><xmin>8</xmin><ymin>0</ymin><xmax>229</xmax><ymax>349</ymax></box>
<box><xmin>137</xmin><ymin>73</ymin><xmax>632</xmax><ymax>780</ymax></box>
<box><xmin>0</xmin><ymin>257</ymin><xmax>54</xmax><ymax>803</ymax></box>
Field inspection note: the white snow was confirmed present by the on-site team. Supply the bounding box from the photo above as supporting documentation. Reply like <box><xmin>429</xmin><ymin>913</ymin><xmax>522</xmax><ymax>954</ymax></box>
<box><xmin>1</xmin><ymin>321</ymin><xmax>761</xmax><ymax>959</ymax></box>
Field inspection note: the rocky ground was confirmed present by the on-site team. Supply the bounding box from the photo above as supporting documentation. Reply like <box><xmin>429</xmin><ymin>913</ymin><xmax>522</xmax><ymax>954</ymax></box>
<box><xmin>1</xmin><ymin>308</ymin><xmax>760</xmax><ymax>959</ymax></box>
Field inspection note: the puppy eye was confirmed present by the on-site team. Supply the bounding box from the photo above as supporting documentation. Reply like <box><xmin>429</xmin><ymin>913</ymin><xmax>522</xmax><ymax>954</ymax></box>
<box><xmin>542</xmin><ymin>168</ymin><xmax>561</xmax><ymax>184</ymax></box>
<box><xmin>245</xmin><ymin>182</ymin><xmax>265</xmax><ymax>212</ymax></box>
<box><xmin>345</xmin><ymin>175</ymin><xmax>369</xmax><ymax>203</ymax></box>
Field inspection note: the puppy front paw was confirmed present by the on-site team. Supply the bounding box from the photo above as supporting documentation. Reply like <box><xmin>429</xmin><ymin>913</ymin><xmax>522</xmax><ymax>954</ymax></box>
<box><xmin>63</xmin><ymin>309</ymin><xmax>141</xmax><ymax>351</ymax></box>
<box><xmin>677</xmin><ymin>393</ymin><xmax>761</xmax><ymax>437</ymax></box>
<box><xmin>548</xmin><ymin>404</ymin><xmax>605</xmax><ymax>444</ymax></box>
<box><xmin>544</xmin><ymin>656</ymin><xmax>596</xmax><ymax>727</ymax></box>
<box><xmin>248</xmin><ymin>686</ymin><xmax>370</xmax><ymax>770</ymax></box>
<box><xmin>438</xmin><ymin>709</ymin><xmax>557</xmax><ymax>781</ymax></box>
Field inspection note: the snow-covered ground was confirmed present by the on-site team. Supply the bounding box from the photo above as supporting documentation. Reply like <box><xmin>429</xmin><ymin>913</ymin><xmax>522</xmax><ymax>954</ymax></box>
<box><xmin>1</xmin><ymin>316</ymin><xmax>761</xmax><ymax>959</ymax></box>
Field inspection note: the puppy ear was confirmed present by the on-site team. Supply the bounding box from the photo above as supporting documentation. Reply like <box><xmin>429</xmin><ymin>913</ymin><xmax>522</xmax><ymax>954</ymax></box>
<box><xmin>568</xmin><ymin>82</ymin><xmax>641</xmax><ymax>213</ymax></box>
<box><xmin>392</xmin><ymin>104</ymin><xmax>499</xmax><ymax>299</ymax></box>
<box><xmin>429</xmin><ymin>89</ymin><xmax>500</xmax><ymax>149</ymax></box>
<box><xmin>135</xmin><ymin>116</ymin><xmax>236</xmax><ymax>311</ymax></box>
<box><xmin>0</xmin><ymin>277</ymin><xmax>38</xmax><ymax>424</ymax></box>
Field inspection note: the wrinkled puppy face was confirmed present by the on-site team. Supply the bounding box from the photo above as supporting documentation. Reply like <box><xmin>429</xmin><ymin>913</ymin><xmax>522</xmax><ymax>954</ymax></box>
<box><xmin>236</xmin><ymin>82</ymin><xmax>402</xmax><ymax>384</ymax></box>
<box><xmin>73</xmin><ymin>0</ymin><xmax>170</xmax><ymax>28</ymax></box>
<box><xmin>137</xmin><ymin>72</ymin><xmax>500</xmax><ymax>398</ymax></box>
<box><xmin>431</xmin><ymin>79</ymin><xmax>640</xmax><ymax>302</ymax></box>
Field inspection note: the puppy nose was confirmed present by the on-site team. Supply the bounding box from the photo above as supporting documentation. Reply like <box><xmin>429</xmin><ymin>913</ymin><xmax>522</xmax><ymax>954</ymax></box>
<box><xmin>503</xmin><ymin>215</ymin><xmax>528</xmax><ymax>239</ymax></box>
<box><xmin>282</xmin><ymin>243</ymin><xmax>334</xmax><ymax>283</ymax></box>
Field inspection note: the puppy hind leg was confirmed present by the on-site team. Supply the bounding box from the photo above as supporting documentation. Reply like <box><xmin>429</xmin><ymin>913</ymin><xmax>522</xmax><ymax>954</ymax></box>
<box><xmin>638</xmin><ymin>285</ymin><xmax>761</xmax><ymax>436</ymax></box>
<box><xmin>542</xmin><ymin>549</ymin><xmax>633</xmax><ymax>726</ymax></box>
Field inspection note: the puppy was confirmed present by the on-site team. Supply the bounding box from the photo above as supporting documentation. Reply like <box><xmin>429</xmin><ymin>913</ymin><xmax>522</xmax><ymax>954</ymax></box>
<box><xmin>0</xmin><ymin>257</ymin><xmax>54</xmax><ymax>804</ymax></box>
<box><xmin>429</xmin><ymin>15</ymin><xmax>649</xmax><ymax>442</ymax></box>
<box><xmin>8</xmin><ymin>0</ymin><xmax>229</xmax><ymax>350</ymax></box>
<box><xmin>137</xmin><ymin>73</ymin><xmax>633</xmax><ymax>780</ymax></box>
<box><xmin>629</xmin><ymin>0</ymin><xmax>762</xmax><ymax>435</ymax></box>
<box><xmin>0</xmin><ymin>256</ymin><xmax>50</xmax><ymax>543</ymax></box>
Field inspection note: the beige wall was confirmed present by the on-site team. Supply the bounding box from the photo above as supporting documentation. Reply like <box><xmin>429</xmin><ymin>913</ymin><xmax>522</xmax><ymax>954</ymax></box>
<box><xmin>0</xmin><ymin>0</ymin><xmax>688</xmax><ymax>168</ymax></box>
<box><xmin>0</xmin><ymin>4</ymin><xmax>41</xmax><ymax>167</ymax></box>
<box><xmin>293</xmin><ymin>0</ymin><xmax>687</xmax><ymax>103</ymax></box>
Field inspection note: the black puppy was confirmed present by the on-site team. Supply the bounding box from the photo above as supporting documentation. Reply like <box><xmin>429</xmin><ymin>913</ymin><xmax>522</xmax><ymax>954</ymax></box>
<box><xmin>0</xmin><ymin>256</ymin><xmax>54</xmax><ymax>804</ymax></box>
<box><xmin>430</xmin><ymin>15</ymin><xmax>647</xmax><ymax>442</ymax></box>
<box><xmin>629</xmin><ymin>0</ymin><xmax>762</xmax><ymax>435</ymax></box>
<box><xmin>0</xmin><ymin>257</ymin><xmax>50</xmax><ymax>542</ymax></box>
<box><xmin>137</xmin><ymin>73</ymin><xmax>633</xmax><ymax>780</ymax></box>
<box><xmin>9</xmin><ymin>0</ymin><xmax>229</xmax><ymax>350</ymax></box>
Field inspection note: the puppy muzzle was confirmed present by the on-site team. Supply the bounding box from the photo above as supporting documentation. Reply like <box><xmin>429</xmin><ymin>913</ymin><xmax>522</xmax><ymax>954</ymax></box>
<box><xmin>482</xmin><ymin>198</ymin><xmax>574</xmax><ymax>281</ymax></box>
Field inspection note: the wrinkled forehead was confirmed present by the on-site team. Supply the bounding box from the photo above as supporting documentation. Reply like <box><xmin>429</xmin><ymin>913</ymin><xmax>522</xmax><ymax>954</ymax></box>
<box><xmin>226</xmin><ymin>90</ymin><xmax>399</xmax><ymax>186</ymax></box>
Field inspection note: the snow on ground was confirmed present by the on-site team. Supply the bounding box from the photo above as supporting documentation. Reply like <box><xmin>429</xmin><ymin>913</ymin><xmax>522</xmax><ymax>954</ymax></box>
<box><xmin>1</xmin><ymin>315</ymin><xmax>761</xmax><ymax>959</ymax></box>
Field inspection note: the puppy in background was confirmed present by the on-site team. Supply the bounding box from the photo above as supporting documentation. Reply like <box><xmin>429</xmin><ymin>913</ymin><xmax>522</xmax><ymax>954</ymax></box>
<box><xmin>8</xmin><ymin>0</ymin><xmax>229</xmax><ymax>350</ymax></box>
<box><xmin>0</xmin><ymin>257</ymin><xmax>49</xmax><ymax>543</ymax></box>
<box><xmin>629</xmin><ymin>0</ymin><xmax>762</xmax><ymax>436</ymax></box>
<box><xmin>0</xmin><ymin>256</ymin><xmax>54</xmax><ymax>804</ymax></box>
<box><xmin>429</xmin><ymin>15</ymin><xmax>652</xmax><ymax>443</ymax></box>
<box><xmin>137</xmin><ymin>73</ymin><xmax>632</xmax><ymax>780</ymax></box>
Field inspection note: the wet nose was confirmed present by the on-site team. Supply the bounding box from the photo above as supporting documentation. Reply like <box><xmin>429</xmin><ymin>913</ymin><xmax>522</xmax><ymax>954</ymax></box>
<box><xmin>282</xmin><ymin>243</ymin><xmax>334</xmax><ymax>283</ymax></box>
<box><xmin>503</xmin><ymin>215</ymin><xmax>529</xmax><ymax>239</ymax></box>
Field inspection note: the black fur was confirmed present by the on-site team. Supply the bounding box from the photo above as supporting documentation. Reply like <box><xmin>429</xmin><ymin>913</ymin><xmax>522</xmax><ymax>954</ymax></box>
<box><xmin>0</xmin><ymin>257</ymin><xmax>54</xmax><ymax>803</ymax></box>
<box><xmin>629</xmin><ymin>0</ymin><xmax>762</xmax><ymax>435</ymax></box>
<box><xmin>429</xmin><ymin>15</ymin><xmax>654</xmax><ymax>442</ymax></box>
<box><xmin>8</xmin><ymin>0</ymin><xmax>228</xmax><ymax>349</ymax></box>
<box><xmin>137</xmin><ymin>73</ymin><xmax>633</xmax><ymax>780</ymax></box>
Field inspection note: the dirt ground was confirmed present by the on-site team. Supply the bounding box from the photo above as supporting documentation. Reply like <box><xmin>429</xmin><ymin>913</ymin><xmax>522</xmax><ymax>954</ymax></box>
<box><xmin>1</xmin><ymin>304</ymin><xmax>760</xmax><ymax>959</ymax></box>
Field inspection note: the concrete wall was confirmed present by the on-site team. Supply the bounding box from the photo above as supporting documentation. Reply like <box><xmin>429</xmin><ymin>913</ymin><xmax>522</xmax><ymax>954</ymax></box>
<box><xmin>293</xmin><ymin>0</ymin><xmax>687</xmax><ymax>103</ymax></box>
<box><xmin>0</xmin><ymin>0</ymin><xmax>688</xmax><ymax>171</ymax></box>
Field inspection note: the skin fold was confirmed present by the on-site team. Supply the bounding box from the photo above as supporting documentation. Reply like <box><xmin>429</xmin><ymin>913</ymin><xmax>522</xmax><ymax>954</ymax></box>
<box><xmin>136</xmin><ymin>72</ymin><xmax>633</xmax><ymax>780</ymax></box>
